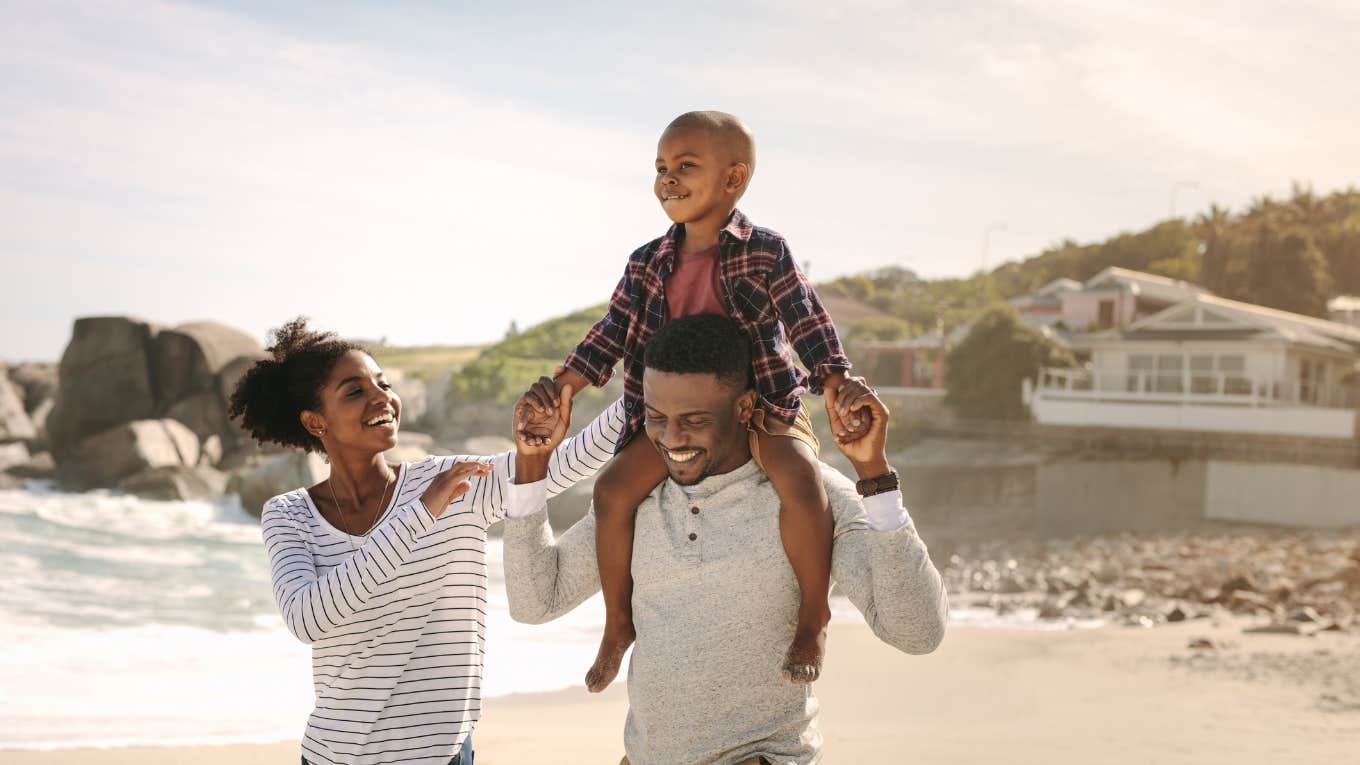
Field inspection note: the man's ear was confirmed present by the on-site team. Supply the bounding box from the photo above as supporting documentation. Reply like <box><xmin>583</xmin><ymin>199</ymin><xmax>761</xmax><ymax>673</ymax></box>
<box><xmin>725</xmin><ymin>162</ymin><xmax>751</xmax><ymax>195</ymax></box>
<box><xmin>301</xmin><ymin>410</ymin><xmax>327</xmax><ymax>439</ymax></box>
<box><xmin>736</xmin><ymin>390</ymin><xmax>758</xmax><ymax>424</ymax></box>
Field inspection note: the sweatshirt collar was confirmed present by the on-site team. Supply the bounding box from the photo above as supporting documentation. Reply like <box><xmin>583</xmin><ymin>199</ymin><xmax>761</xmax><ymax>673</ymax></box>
<box><xmin>665</xmin><ymin>458</ymin><xmax>762</xmax><ymax>501</ymax></box>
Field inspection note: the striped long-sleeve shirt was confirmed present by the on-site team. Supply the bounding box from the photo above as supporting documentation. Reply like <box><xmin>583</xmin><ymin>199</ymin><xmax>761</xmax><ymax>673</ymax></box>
<box><xmin>261</xmin><ymin>398</ymin><xmax>626</xmax><ymax>765</ymax></box>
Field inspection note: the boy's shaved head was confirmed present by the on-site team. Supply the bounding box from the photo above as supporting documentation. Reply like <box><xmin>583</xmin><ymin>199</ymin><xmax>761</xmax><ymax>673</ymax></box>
<box><xmin>665</xmin><ymin>111</ymin><xmax>756</xmax><ymax>172</ymax></box>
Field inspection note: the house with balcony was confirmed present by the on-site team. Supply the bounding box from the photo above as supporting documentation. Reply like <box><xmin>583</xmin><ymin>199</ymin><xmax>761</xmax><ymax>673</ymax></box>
<box><xmin>1025</xmin><ymin>292</ymin><xmax>1360</xmax><ymax>440</ymax></box>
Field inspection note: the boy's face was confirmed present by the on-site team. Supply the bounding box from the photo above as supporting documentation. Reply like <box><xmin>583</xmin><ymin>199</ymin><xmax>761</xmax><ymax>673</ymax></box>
<box><xmin>654</xmin><ymin>126</ymin><xmax>744</xmax><ymax>226</ymax></box>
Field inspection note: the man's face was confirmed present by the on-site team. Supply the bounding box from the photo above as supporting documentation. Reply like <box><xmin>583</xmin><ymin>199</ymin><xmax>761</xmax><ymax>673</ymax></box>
<box><xmin>642</xmin><ymin>368</ymin><xmax>755</xmax><ymax>486</ymax></box>
<box><xmin>653</xmin><ymin>126</ymin><xmax>739</xmax><ymax>226</ymax></box>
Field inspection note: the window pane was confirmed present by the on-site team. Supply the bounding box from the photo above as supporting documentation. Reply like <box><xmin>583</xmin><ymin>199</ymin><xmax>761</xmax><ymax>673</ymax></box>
<box><xmin>1157</xmin><ymin>355</ymin><xmax>1183</xmax><ymax>371</ymax></box>
<box><xmin>1190</xmin><ymin>355</ymin><xmax>1213</xmax><ymax>371</ymax></box>
<box><xmin>1217</xmin><ymin>355</ymin><xmax>1245</xmax><ymax>372</ymax></box>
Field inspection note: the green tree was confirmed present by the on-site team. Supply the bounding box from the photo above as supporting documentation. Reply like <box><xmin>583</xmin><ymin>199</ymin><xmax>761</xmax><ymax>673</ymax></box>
<box><xmin>944</xmin><ymin>306</ymin><xmax>1076</xmax><ymax>420</ymax></box>
<box><xmin>1247</xmin><ymin>227</ymin><xmax>1332</xmax><ymax>316</ymax></box>
<box><xmin>844</xmin><ymin>316</ymin><xmax>916</xmax><ymax>343</ymax></box>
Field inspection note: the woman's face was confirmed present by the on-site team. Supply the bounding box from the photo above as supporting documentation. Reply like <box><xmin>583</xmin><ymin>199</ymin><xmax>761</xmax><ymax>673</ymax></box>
<box><xmin>304</xmin><ymin>350</ymin><xmax>402</xmax><ymax>455</ymax></box>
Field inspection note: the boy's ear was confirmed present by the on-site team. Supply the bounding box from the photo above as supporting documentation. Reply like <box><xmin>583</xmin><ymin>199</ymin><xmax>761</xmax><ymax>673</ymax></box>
<box><xmin>725</xmin><ymin>162</ymin><xmax>750</xmax><ymax>194</ymax></box>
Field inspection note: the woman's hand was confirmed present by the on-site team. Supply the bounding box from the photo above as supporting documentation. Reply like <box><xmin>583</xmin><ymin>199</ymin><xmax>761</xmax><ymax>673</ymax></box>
<box><xmin>420</xmin><ymin>461</ymin><xmax>495</xmax><ymax>518</ymax></box>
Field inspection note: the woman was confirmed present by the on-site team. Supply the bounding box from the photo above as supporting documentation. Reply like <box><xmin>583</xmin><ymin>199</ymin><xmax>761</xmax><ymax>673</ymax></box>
<box><xmin>229</xmin><ymin>318</ymin><xmax>623</xmax><ymax>765</ymax></box>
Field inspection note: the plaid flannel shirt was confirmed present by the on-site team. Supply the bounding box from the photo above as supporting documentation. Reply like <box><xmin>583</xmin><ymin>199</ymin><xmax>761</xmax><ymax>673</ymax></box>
<box><xmin>564</xmin><ymin>209</ymin><xmax>851</xmax><ymax>440</ymax></box>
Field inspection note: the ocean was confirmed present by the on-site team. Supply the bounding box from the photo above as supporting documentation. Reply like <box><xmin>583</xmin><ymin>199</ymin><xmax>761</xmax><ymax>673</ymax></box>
<box><xmin>0</xmin><ymin>482</ymin><xmax>1078</xmax><ymax>750</ymax></box>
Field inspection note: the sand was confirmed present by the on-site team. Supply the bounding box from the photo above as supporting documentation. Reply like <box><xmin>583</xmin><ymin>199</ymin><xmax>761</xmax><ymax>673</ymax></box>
<box><xmin>6</xmin><ymin>619</ymin><xmax>1357</xmax><ymax>764</ymax></box>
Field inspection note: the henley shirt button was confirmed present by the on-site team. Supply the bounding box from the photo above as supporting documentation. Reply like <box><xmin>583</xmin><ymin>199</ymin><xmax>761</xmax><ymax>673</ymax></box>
<box><xmin>688</xmin><ymin>532</ymin><xmax>698</xmax><ymax>541</ymax></box>
<box><xmin>690</xmin><ymin>506</ymin><xmax>700</xmax><ymax>514</ymax></box>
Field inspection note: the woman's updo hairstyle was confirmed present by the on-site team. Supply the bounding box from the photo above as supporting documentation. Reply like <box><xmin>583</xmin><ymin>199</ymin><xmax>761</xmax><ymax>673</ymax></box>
<box><xmin>228</xmin><ymin>317</ymin><xmax>366</xmax><ymax>452</ymax></box>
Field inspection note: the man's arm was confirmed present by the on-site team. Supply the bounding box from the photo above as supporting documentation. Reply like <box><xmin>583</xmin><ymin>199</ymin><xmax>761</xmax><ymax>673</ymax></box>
<box><xmin>827</xmin><ymin>471</ymin><xmax>948</xmax><ymax>654</ymax></box>
<box><xmin>502</xmin><ymin>483</ymin><xmax>604</xmax><ymax>624</ymax></box>
<box><xmin>502</xmin><ymin>384</ymin><xmax>604</xmax><ymax>624</ymax></box>
<box><xmin>826</xmin><ymin>383</ymin><xmax>947</xmax><ymax>654</ymax></box>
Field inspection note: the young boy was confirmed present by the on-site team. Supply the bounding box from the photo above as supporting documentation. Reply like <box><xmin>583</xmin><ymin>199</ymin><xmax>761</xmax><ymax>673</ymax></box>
<box><xmin>517</xmin><ymin>111</ymin><xmax>876</xmax><ymax>692</ymax></box>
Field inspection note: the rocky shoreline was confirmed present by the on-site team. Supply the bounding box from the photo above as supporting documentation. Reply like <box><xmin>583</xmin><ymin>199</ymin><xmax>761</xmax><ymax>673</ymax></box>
<box><xmin>941</xmin><ymin>527</ymin><xmax>1360</xmax><ymax>637</ymax></box>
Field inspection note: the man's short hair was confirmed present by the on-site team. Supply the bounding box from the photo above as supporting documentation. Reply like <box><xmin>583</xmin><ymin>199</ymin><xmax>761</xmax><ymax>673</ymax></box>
<box><xmin>643</xmin><ymin>314</ymin><xmax>754</xmax><ymax>391</ymax></box>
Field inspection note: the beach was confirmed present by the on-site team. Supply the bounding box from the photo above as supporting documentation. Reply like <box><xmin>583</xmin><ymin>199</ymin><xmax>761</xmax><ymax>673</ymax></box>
<box><xmin>8</xmin><ymin>618</ymin><xmax>1357</xmax><ymax>764</ymax></box>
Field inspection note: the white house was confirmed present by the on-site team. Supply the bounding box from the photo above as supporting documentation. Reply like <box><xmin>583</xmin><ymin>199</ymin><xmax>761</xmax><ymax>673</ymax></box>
<box><xmin>1330</xmin><ymin>295</ymin><xmax>1360</xmax><ymax>328</ymax></box>
<box><xmin>1027</xmin><ymin>292</ymin><xmax>1360</xmax><ymax>439</ymax></box>
<box><xmin>1015</xmin><ymin>267</ymin><xmax>1208</xmax><ymax>333</ymax></box>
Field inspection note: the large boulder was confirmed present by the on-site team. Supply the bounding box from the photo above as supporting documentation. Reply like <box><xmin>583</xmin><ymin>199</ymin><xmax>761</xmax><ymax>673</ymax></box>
<box><xmin>47</xmin><ymin>317</ymin><xmax>160</xmax><ymax>457</ymax></box>
<box><xmin>119</xmin><ymin>465</ymin><xmax>228</xmax><ymax>502</ymax></box>
<box><xmin>165</xmin><ymin>391</ymin><xmax>231</xmax><ymax>446</ymax></box>
<box><xmin>57</xmin><ymin>418</ymin><xmax>200</xmax><ymax>490</ymax></box>
<box><xmin>0</xmin><ymin>375</ymin><xmax>36</xmax><ymax>443</ymax></box>
<box><xmin>228</xmin><ymin>452</ymin><xmax>328</xmax><ymax>517</ymax></box>
<box><xmin>153</xmin><ymin>322</ymin><xmax>263</xmax><ymax>406</ymax></box>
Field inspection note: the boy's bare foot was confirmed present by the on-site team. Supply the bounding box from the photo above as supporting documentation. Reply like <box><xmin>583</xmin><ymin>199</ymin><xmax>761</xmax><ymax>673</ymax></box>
<box><xmin>586</xmin><ymin>619</ymin><xmax>636</xmax><ymax>692</ymax></box>
<box><xmin>781</xmin><ymin>625</ymin><xmax>827</xmax><ymax>684</ymax></box>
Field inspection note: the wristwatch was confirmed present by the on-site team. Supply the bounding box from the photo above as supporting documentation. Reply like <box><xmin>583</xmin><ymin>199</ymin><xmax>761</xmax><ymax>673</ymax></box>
<box><xmin>855</xmin><ymin>468</ymin><xmax>899</xmax><ymax>497</ymax></box>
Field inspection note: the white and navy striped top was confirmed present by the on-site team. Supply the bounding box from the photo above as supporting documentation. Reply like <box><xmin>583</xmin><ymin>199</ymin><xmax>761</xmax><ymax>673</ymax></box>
<box><xmin>261</xmin><ymin>398</ymin><xmax>625</xmax><ymax>765</ymax></box>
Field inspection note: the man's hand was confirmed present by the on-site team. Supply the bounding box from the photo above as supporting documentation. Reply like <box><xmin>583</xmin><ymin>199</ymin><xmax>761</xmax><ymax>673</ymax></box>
<box><xmin>514</xmin><ymin>377</ymin><xmax>573</xmax><ymax>454</ymax></box>
<box><xmin>826</xmin><ymin>380</ymin><xmax>891</xmax><ymax>475</ymax></box>
<box><xmin>825</xmin><ymin>375</ymin><xmax>875</xmax><ymax>444</ymax></box>
<box><xmin>420</xmin><ymin>461</ymin><xmax>495</xmax><ymax>518</ymax></box>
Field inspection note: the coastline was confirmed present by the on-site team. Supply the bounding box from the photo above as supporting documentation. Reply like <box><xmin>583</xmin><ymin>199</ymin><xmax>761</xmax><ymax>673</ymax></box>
<box><xmin>6</xmin><ymin>619</ymin><xmax>1357</xmax><ymax>764</ymax></box>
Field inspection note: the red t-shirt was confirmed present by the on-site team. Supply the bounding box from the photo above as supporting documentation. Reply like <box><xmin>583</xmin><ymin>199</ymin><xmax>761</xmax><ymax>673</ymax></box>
<box><xmin>664</xmin><ymin>244</ymin><xmax>731</xmax><ymax>320</ymax></box>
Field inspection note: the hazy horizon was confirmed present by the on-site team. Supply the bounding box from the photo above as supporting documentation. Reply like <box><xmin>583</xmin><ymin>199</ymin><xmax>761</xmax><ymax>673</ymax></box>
<box><xmin>4</xmin><ymin>0</ymin><xmax>1359</xmax><ymax>361</ymax></box>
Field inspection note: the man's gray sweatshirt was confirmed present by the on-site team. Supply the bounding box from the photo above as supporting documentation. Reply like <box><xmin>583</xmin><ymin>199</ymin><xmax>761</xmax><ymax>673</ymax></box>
<box><xmin>503</xmin><ymin>460</ymin><xmax>948</xmax><ymax>765</ymax></box>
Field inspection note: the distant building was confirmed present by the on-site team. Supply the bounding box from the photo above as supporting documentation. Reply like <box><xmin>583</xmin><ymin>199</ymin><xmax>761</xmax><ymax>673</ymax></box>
<box><xmin>1026</xmin><ymin>291</ymin><xmax>1360</xmax><ymax>440</ymax></box>
<box><xmin>1329</xmin><ymin>295</ymin><xmax>1360</xmax><ymax>328</ymax></box>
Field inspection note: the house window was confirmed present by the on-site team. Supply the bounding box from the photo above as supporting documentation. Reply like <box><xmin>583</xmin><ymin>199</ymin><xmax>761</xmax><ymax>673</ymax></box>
<box><xmin>1218</xmin><ymin>355</ymin><xmax>1249</xmax><ymax>395</ymax></box>
<box><xmin>1190</xmin><ymin>355</ymin><xmax>1214</xmax><ymax>393</ymax></box>
<box><xmin>1127</xmin><ymin>355</ymin><xmax>1155</xmax><ymax>392</ymax></box>
<box><xmin>1156</xmin><ymin>354</ymin><xmax>1183</xmax><ymax>393</ymax></box>
<box><xmin>1098</xmin><ymin>299</ymin><xmax>1116</xmax><ymax>327</ymax></box>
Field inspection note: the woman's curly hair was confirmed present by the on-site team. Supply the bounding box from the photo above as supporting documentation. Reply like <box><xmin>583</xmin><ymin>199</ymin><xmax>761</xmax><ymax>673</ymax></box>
<box><xmin>228</xmin><ymin>317</ymin><xmax>366</xmax><ymax>452</ymax></box>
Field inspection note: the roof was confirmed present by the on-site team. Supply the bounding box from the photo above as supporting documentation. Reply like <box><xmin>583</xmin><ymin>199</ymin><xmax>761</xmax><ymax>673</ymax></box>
<box><xmin>819</xmin><ymin>293</ymin><xmax>896</xmax><ymax>326</ymax></box>
<box><xmin>1122</xmin><ymin>293</ymin><xmax>1360</xmax><ymax>354</ymax></box>
<box><xmin>1084</xmin><ymin>266</ymin><xmax>1210</xmax><ymax>304</ymax></box>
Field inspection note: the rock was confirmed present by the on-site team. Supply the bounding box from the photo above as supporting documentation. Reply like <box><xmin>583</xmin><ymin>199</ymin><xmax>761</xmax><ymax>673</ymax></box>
<box><xmin>1120</xmin><ymin>588</ymin><xmax>1147</xmax><ymax>609</ymax></box>
<box><xmin>216</xmin><ymin>353</ymin><xmax>266</xmax><ymax>407</ymax></box>
<box><xmin>27</xmin><ymin>397</ymin><xmax>53</xmax><ymax>450</ymax></box>
<box><xmin>7</xmin><ymin>451</ymin><xmax>55</xmax><ymax>479</ymax></box>
<box><xmin>200</xmin><ymin>435</ymin><xmax>224</xmax><ymax>467</ymax></box>
<box><xmin>995</xmin><ymin>575</ymin><xmax>1027</xmax><ymax>594</ymax></box>
<box><xmin>56</xmin><ymin>419</ymin><xmax>200</xmax><ymax>490</ymax></box>
<box><xmin>0</xmin><ymin>472</ymin><xmax>22</xmax><ymax>490</ymax></box>
<box><xmin>0</xmin><ymin>375</ymin><xmax>36</xmax><ymax>442</ymax></box>
<box><xmin>7</xmin><ymin>362</ymin><xmax>58</xmax><ymax>414</ymax></box>
<box><xmin>0</xmin><ymin>442</ymin><xmax>30</xmax><ymax>472</ymax></box>
<box><xmin>386</xmin><ymin>369</ymin><xmax>429</xmax><ymax>426</ymax></box>
<box><xmin>153</xmin><ymin>322</ymin><xmax>263</xmax><ymax>405</ymax></box>
<box><xmin>1286</xmin><ymin>606</ymin><xmax>1324</xmax><ymax>624</ymax></box>
<box><xmin>1227</xmin><ymin>590</ymin><xmax>1274</xmax><ymax>613</ymax></box>
<box><xmin>164</xmin><ymin>391</ymin><xmax>230</xmax><ymax>443</ymax></box>
<box><xmin>1165</xmin><ymin>603</ymin><xmax>1189</xmax><ymax>623</ymax></box>
<box><xmin>119</xmin><ymin>465</ymin><xmax>228</xmax><ymax>502</ymax></box>
<box><xmin>228</xmin><ymin>452</ymin><xmax>328</xmax><ymax>517</ymax></box>
<box><xmin>1187</xmin><ymin>637</ymin><xmax>1218</xmax><ymax>650</ymax></box>
<box><xmin>1038</xmin><ymin>601</ymin><xmax>1064</xmax><ymax>619</ymax></box>
<box><xmin>47</xmin><ymin>317</ymin><xmax>160</xmax><ymax>456</ymax></box>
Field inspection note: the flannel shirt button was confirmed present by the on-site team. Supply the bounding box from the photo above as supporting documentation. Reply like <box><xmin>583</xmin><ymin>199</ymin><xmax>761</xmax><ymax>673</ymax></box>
<box><xmin>688</xmin><ymin>532</ymin><xmax>697</xmax><ymax>541</ymax></box>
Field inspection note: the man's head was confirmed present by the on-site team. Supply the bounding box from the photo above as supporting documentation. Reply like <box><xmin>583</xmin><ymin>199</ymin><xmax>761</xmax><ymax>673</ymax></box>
<box><xmin>642</xmin><ymin>314</ymin><xmax>757</xmax><ymax>485</ymax></box>
<box><xmin>654</xmin><ymin>111</ymin><xmax>756</xmax><ymax>227</ymax></box>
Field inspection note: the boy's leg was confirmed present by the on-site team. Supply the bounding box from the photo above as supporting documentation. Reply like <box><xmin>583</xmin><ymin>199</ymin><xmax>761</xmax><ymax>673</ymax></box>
<box><xmin>589</xmin><ymin>435</ymin><xmax>668</xmax><ymax>692</ymax></box>
<box><xmin>755</xmin><ymin>426</ymin><xmax>833</xmax><ymax>685</ymax></box>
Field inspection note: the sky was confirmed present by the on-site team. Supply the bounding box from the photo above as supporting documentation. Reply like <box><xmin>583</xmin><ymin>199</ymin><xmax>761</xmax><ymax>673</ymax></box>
<box><xmin>2</xmin><ymin>0</ymin><xmax>1359</xmax><ymax>361</ymax></box>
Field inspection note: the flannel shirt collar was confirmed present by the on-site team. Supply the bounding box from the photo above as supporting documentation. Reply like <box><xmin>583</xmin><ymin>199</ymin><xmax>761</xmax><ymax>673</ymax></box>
<box><xmin>660</xmin><ymin>209</ymin><xmax>755</xmax><ymax>259</ymax></box>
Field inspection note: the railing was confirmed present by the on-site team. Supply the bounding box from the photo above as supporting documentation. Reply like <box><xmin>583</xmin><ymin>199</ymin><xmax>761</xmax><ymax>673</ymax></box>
<box><xmin>1033</xmin><ymin>367</ymin><xmax>1356</xmax><ymax>410</ymax></box>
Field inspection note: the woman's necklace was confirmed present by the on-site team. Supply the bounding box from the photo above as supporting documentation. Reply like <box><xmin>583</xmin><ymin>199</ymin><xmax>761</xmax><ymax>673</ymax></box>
<box><xmin>327</xmin><ymin>467</ymin><xmax>395</xmax><ymax>553</ymax></box>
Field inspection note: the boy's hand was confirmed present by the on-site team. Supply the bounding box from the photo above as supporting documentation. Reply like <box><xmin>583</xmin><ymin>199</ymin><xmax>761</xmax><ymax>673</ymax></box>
<box><xmin>515</xmin><ymin>377</ymin><xmax>574</xmax><ymax>452</ymax></box>
<box><xmin>827</xmin><ymin>381</ymin><xmax>890</xmax><ymax>468</ymax></box>
<box><xmin>825</xmin><ymin>375</ymin><xmax>874</xmax><ymax>443</ymax></box>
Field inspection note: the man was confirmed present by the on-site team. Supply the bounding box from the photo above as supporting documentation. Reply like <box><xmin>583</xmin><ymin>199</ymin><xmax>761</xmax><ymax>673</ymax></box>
<box><xmin>506</xmin><ymin>314</ymin><xmax>947</xmax><ymax>765</ymax></box>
